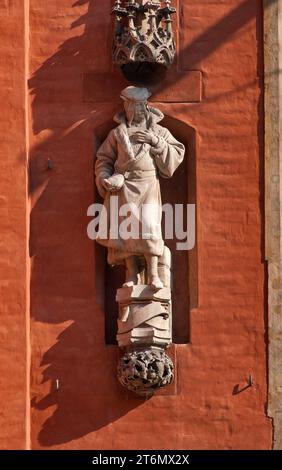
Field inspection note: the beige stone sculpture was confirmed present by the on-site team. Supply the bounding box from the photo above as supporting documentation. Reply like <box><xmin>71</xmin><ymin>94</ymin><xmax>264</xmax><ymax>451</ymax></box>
<box><xmin>95</xmin><ymin>86</ymin><xmax>185</xmax><ymax>396</ymax></box>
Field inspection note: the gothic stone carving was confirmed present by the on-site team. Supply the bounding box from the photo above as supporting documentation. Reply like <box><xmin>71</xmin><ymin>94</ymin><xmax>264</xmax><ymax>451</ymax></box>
<box><xmin>112</xmin><ymin>1</ymin><xmax>176</xmax><ymax>69</ymax></box>
<box><xmin>117</xmin><ymin>349</ymin><xmax>174</xmax><ymax>397</ymax></box>
<box><xmin>95</xmin><ymin>86</ymin><xmax>185</xmax><ymax>396</ymax></box>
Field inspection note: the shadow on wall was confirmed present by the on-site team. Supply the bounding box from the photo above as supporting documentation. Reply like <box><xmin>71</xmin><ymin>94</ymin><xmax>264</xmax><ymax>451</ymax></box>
<box><xmin>28</xmin><ymin>0</ymin><xmax>268</xmax><ymax>446</ymax></box>
<box><xmin>29</xmin><ymin>0</ymin><xmax>146</xmax><ymax>448</ymax></box>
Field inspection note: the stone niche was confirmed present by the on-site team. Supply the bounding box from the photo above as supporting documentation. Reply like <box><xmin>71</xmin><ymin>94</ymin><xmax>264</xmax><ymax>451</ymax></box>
<box><xmin>94</xmin><ymin>114</ymin><xmax>197</xmax><ymax>364</ymax></box>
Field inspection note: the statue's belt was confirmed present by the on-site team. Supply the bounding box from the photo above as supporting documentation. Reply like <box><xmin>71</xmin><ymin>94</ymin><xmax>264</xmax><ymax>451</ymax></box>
<box><xmin>122</xmin><ymin>169</ymin><xmax>157</xmax><ymax>180</ymax></box>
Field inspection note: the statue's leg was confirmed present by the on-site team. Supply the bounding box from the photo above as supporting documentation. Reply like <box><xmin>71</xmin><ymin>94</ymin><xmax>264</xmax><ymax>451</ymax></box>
<box><xmin>145</xmin><ymin>254</ymin><xmax>164</xmax><ymax>291</ymax></box>
<box><xmin>158</xmin><ymin>246</ymin><xmax>171</xmax><ymax>288</ymax></box>
<box><xmin>123</xmin><ymin>255</ymin><xmax>139</xmax><ymax>287</ymax></box>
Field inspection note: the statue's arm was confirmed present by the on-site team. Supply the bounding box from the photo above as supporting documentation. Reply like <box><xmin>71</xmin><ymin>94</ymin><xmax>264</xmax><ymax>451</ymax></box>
<box><xmin>95</xmin><ymin>130</ymin><xmax>117</xmax><ymax>197</ymax></box>
<box><xmin>151</xmin><ymin>128</ymin><xmax>185</xmax><ymax>179</ymax></box>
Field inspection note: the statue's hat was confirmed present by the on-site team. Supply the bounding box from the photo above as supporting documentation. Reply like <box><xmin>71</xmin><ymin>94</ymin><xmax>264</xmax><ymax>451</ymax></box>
<box><xmin>120</xmin><ymin>86</ymin><xmax>151</xmax><ymax>103</ymax></box>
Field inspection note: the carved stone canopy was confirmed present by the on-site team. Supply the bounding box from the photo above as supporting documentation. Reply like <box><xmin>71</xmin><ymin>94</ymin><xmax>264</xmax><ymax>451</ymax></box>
<box><xmin>112</xmin><ymin>1</ymin><xmax>176</xmax><ymax>85</ymax></box>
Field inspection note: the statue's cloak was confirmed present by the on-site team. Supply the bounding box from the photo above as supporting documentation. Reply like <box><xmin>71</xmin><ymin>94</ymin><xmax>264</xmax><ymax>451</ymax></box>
<box><xmin>95</xmin><ymin>107</ymin><xmax>185</xmax><ymax>265</ymax></box>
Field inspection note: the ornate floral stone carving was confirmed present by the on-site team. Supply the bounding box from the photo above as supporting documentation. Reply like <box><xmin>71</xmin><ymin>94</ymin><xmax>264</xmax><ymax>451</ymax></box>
<box><xmin>117</xmin><ymin>349</ymin><xmax>174</xmax><ymax>397</ymax></box>
<box><xmin>112</xmin><ymin>1</ymin><xmax>176</xmax><ymax>80</ymax></box>
<box><xmin>95</xmin><ymin>86</ymin><xmax>185</xmax><ymax>396</ymax></box>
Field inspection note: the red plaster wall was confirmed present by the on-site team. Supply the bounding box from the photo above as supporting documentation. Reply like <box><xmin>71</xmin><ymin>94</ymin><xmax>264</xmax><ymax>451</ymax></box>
<box><xmin>0</xmin><ymin>0</ymin><xmax>273</xmax><ymax>449</ymax></box>
<box><xmin>0</xmin><ymin>0</ymin><xmax>29</xmax><ymax>450</ymax></box>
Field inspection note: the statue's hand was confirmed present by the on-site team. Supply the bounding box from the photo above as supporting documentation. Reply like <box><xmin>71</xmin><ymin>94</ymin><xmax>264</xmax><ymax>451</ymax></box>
<box><xmin>103</xmin><ymin>174</ymin><xmax>125</xmax><ymax>193</ymax></box>
<box><xmin>135</xmin><ymin>130</ymin><xmax>158</xmax><ymax>147</ymax></box>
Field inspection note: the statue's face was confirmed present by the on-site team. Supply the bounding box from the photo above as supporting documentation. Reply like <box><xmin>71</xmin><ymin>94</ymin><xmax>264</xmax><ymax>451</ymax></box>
<box><xmin>124</xmin><ymin>101</ymin><xmax>147</xmax><ymax>124</ymax></box>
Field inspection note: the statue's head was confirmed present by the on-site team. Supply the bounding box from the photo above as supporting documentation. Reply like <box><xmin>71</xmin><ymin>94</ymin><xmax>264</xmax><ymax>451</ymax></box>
<box><xmin>121</xmin><ymin>86</ymin><xmax>151</xmax><ymax>125</ymax></box>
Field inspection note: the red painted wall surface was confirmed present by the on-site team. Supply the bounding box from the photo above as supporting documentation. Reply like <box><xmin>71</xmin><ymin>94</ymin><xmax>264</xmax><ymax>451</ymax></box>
<box><xmin>0</xmin><ymin>0</ymin><xmax>29</xmax><ymax>450</ymax></box>
<box><xmin>0</xmin><ymin>0</ymin><xmax>273</xmax><ymax>449</ymax></box>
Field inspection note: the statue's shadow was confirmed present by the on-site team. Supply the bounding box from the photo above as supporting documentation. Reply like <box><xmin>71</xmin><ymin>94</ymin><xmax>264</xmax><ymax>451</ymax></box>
<box><xmin>31</xmin><ymin>323</ymin><xmax>145</xmax><ymax>446</ymax></box>
<box><xmin>29</xmin><ymin>0</ymin><xmax>144</xmax><ymax>447</ymax></box>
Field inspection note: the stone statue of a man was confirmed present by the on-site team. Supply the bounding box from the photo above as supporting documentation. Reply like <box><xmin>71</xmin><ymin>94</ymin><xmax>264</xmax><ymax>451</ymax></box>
<box><xmin>95</xmin><ymin>86</ymin><xmax>185</xmax><ymax>290</ymax></box>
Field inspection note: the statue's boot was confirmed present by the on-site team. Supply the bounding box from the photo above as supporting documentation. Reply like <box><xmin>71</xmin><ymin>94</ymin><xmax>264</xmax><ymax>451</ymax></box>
<box><xmin>123</xmin><ymin>277</ymin><xmax>138</xmax><ymax>288</ymax></box>
<box><xmin>145</xmin><ymin>254</ymin><xmax>164</xmax><ymax>291</ymax></box>
<box><xmin>149</xmin><ymin>276</ymin><xmax>164</xmax><ymax>291</ymax></box>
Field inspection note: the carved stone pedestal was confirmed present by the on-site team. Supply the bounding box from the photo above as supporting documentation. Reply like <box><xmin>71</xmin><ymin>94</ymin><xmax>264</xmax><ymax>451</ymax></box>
<box><xmin>116</xmin><ymin>284</ymin><xmax>173</xmax><ymax>397</ymax></box>
<box><xmin>117</xmin><ymin>348</ymin><xmax>174</xmax><ymax>398</ymax></box>
<box><xmin>116</xmin><ymin>285</ymin><xmax>172</xmax><ymax>348</ymax></box>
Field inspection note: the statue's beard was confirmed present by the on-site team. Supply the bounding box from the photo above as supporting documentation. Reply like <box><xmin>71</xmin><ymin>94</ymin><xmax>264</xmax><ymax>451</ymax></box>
<box><xmin>128</xmin><ymin>114</ymin><xmax>147</xmax><ymax>127</ymax></box>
